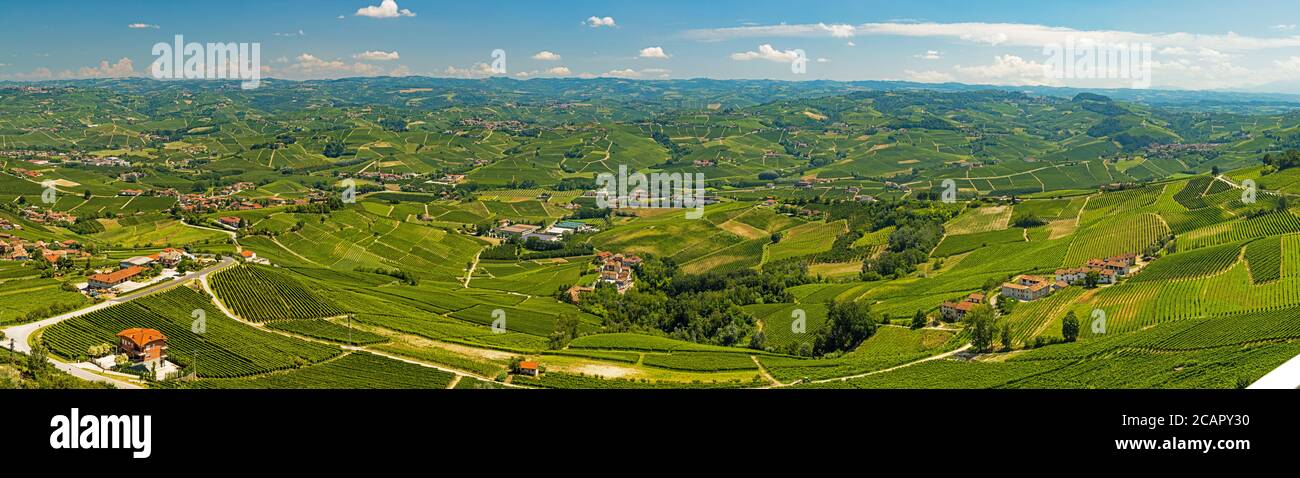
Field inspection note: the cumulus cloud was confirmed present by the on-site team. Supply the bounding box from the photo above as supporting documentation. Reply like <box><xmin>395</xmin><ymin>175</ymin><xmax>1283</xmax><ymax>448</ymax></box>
<box><xmin>603</xmin><ymin>68</ymin><xmax>640</xmax><ymax>78</ymax></box>
<box><xmin>586</xmin><ymin>16</ymin><xmax>616</xmax><ymax>28</ymax></box>
<box><xmin>2</xmin><ymin>58</ymin><xmax>139</xmax><ymax>81</ymax></box>
<box><xmin>127</xmin><ymin>23</ymin><xmax>159</xmax><ymax>29</ymax></box>
<box><xmin>515</xmin><ymin>66</ymin><xmax>573</xmax><ymax>78</ymax></box>
<box><xmin>354</xmin><ymin>50</ymin><xmax>400</xmax><ymax>61</ymax></box>
<box><xmin>638</xmin><ymin>47</ymin><xmax>669</xmax><ymax>59</ymax></box>
<box><xmin>1270</xmin><ymin>24</ymin><xmax>1297</xmax><ymax>31</ymax></box>
<box><xmin>915</xmin><ymin>50</ymin><xmax>942</xmax><ymax>60</ymax></box>
<box><xmin>355</xmin><ymin>0</ymin><xmax>415</xmax><ymax>18</ymax></box>
<box><xmin>442</xmin><ymin>63</ymin><xmax>499</xmax><ymax>78</ymax></box>
<box><xmin>280</xmin><ymin>53</ymin><xmax>388</xmax><ymax>79</ymax></box>
<box><xmin>952</xmin><ymin>54</ymin><xmax>1054</xmax><ymax>86</ymax></box>
<box><xmin>730</xmin><ymin>44</ymin><xmax>802</xmax><ymax>63</ymax></box>
<box><xmin>78</xmin><ymin>58</ymin><xmax>138</xmax><ymax>78</ymax></box>
<box><xmin>532</xmin><ymin>51</ymin><xmax>562</xmax><ymax>61</ymax></box>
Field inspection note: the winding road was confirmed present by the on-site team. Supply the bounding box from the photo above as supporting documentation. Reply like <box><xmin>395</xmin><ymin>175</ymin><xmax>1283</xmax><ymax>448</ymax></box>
<box><xmin>1</xmin><ymin>257</ymin><xmax>237</xmax><ymax>389</ymax></box>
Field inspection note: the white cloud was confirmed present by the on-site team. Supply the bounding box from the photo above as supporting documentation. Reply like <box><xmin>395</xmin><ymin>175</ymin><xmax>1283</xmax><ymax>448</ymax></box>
<box><xmin>817</xmin><ymin>23</ymin><xmax>856</xmax><ymax>38</ymax></box>
<box><xmin>915</xmin><ymin>50</ymin><xmax>942</xmax><ymax>60</ymax></box>
<box><xmin>127</xmin><ymin>23</ymin><xmax>159</xmax><ymax>29</ymax></box>
<box><xmin>1270</xmin><ymin>24</ymin><xmax>1297</xmax><ymax>31</ymax></box>
<box><xmin>846</xmin><ymin>41</ymin><xmax>856</xmax><ymax>47</ymax></box>
<box><xmin>77</xmin><ymin>58</ymin><xmax>138</xmax><ymax>78</ymax></box>
<box><xmin>281</xmin><ymin>53</ymin><xmax>387</xmax><ymax>79</ymax></box>
<box><xmin>638</xmin><ymin>47</ymin><xmax>669</xmax><ymax>59</ymax></box>
<box><xmin>532</xmin><ymin>51</ymin><xmax>562</xmax><ymax>61</ymax></box>
<box><xmin>355</xmin><ymin>0</ymin><xmax>415</xmax><ymax>18</ymax></box>
<box><xmin>816</xmin><ymin>58</ymin><xmax>830</xmax><ymax>63</ymax></box>
<box><xmin>903</xmin><ymin>69</ymin><xmax>955</xmax><ymax>83</ymax></box>
<box><xmin>586</xmin><ymin>16</ymin><xmax>616</xmax><ymax>28</ymax></box>
<box><xmin>952</xmin><ymin>55</ymin><xmax>1054</xmax><ymax>86</ymax></box>
<box><xmin>442</xmin><ymin>63</ymin><xmax>498</xmax><ymax>78</ymax></box>
<box><xmin>730</xmin><ymin>44</ymin><xmax>802</xmax><ymax>63</ymax></box>
<box><xmin>687</xmin><ymin>21</ymin><xmax>1300</xmax><ymax>51</ymax></box>
<box><xmin>603</xmin><ymin>68</ymin><xmax>641</xmax><ymax>78</ymax></box>
<box><xmin>354</xmin><ymin>50</ymin><xmax>400</xmax><ymax>61</ymax></box>
<box><xmin>274</xmin><ymin>30</ymin><xmax>306</xmax><ymax>37</ymax></box>
<box><xmin>515</xmin><ymin>66</ymin><xmax>573</xmax><ymax>78</ymax></box>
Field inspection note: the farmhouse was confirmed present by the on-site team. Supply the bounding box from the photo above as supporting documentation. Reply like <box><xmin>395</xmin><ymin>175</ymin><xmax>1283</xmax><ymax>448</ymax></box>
<box><xmin>516</xmin><ymin>361</ymin><xmax>540</xmax><ymax>377</ymax></box>
<box><xmin>940</xmin><ymin>293</ymin><xmax>985</xmax><ymax>321</ymax></box>
<box><xmin>218</xmin><ymin>216</ymin><xmax>242</xmax><ymax>230</ymax></box>
<box><xmin>116</xmin><ymin>328</ymin><xmax>168</xmax><ymax>364</ymax></box>
<box><xmin>158</xmin><ymin>248</ymin><xmax>185</xmax><ymax>267</ymax></box>
<box><xmin>1001</xmin><ymin>275</ymin><xmax>1067</xmax><ymax>302</ymax></box>
<box><xmin>240</xmin><ymin>250</ymin><xmax>257</xmax><ymax>261</ymax></box>
<box><xmin>1054</xmin><ymin>254</ymin><xmax>1137</xmax><ymax>285</ymax></box>
<box><xmin>522</xmin><ymin>232</ymin><xmax>562</xmax><ymax>243</ymax></box>
<box><xmin>88</xmin><ymin>266</ymin><xmax>145</xmax><ymax>290</ymax></box>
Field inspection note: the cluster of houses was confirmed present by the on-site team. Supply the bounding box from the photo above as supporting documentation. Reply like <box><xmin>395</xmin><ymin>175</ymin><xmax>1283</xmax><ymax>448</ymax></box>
<box><xmin>567</xmin><ymin>251</ymin><xmax>643</xmax><ymax>302</ymax></box>
<box><xmin>0</xmin><ymin>218</ymin><xmax>19</xmax><ymax>231</ymax></box>
<box><xmin>940</xmin><ymin>292</ymin><xmax>986</xmax><ymax>321</ymax></box>
<box><xmin>999</xmin><ymin>253</ymin><xmax>1138</xmax><ymax>303</ymax></box>
<box><xmin>491</xmin><ymin>220</ymin><xmax>597</xmax><ymax>243</ymax></box>
<box><xmin>118</xmin><ymin>187</ymin><xmax>179</xmax><ymax>197</ymax></box>
<box><xmin>19</xmin><ymin>206</ymin><xmax>77</xmax><ymax>226</ymax></box>
<box><xmin>1054</xmin><ymin>253</ymin><xmax>1137</xmax><ymax>287</ymax></box>
<box><xmin>86</xmin><ymin>248</ymin><xmax>190</xmax><ymax>291</ymax></box>
<box><xmin>0</xmin><ymin>235</ymin><xmax>87</xmax><ymax>263</ymax></box>
<box><xmin>10</xmin><ymin>167</ymin><xmax>43</xmax><ymax>178</ymax></box>
<box><xmin>344</xmin><ymin>170</ymin><xmax>421</xmax><ymax>183</ymax></box>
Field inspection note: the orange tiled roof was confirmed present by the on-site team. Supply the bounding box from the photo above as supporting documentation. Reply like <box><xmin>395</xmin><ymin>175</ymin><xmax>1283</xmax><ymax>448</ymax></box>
<box><xmin>116</xmin><ymin>328</ymin><xmax>166</xmax><ymax>347</ymax></box>
<box><xmin>89</xmin><ymin>266</ymin><xmax>144</xmax><ymax>284</ymax></box>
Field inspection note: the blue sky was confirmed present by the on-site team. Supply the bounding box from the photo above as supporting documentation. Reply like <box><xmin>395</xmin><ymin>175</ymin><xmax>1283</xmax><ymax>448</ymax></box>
<box><xmin>3</xmin><ymin>0</ymin><xmax>1300</xmax><ymax>91</ymax></box>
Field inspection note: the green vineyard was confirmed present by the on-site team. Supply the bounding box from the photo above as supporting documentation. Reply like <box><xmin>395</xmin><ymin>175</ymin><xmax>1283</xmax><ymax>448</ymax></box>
<box><xmin>209</xmin><ymin>265</ymin><xmax>346</xmax><ymax>322</ymax></box>
<box><xmin>41</xmin><ymin>287</ymin><xmax>340</xmax><ymax>378</ymax></box>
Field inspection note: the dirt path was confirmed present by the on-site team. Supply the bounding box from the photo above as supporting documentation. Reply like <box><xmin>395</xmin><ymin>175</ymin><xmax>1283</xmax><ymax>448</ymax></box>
<box><xmin>464</xmin><ymin>249</ymin><xmax>482</xmax><ymax>287</ymax></box>
<box><xmin>802</xmin><ymin>344</ymin><xmax>973</xmax><ymax>385</ymax></box>
<box><xmin>751</xmin><ymin>355</ymin><xmax>782</xmax><ymax>387</ymax></box>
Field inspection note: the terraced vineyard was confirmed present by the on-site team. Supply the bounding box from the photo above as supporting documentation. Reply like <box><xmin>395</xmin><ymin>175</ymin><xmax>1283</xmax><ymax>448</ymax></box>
<box><xmin>209</xmin><ymin>265</ymin><xmax>345</xmax><ymax>322</ymax></box>
<box><xmin>1244</xmin><ymin>236</ymin><xmax>1283</xmax><ymax>284</ymax></box>
<box><xmin>1180</xmin><ymin>211</ymin><xmax>1300</xmax><ymax>251</ymax></box>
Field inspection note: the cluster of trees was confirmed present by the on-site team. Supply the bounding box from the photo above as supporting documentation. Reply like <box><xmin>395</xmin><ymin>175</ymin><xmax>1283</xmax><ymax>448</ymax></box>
<box><xmin>573</xmin><ymin>258</ymin><xmax>811</xmax><ymax>346</ymax></box>
<box><xmin>812</xmin><ymin>300</ymin><xmax>879</xmax><ymax>356</ymax></box>
<box><xmin>1262</xmin><ymin>149</ymin><xmax>1300</xmax><ymax>171</ymax></box>
<box><xmin>651</xmin><ymin>130</ymin><xmax>690</xmax><ymax>161</ymax></box>
<box><xmin>1011</xmin><ymin>214</ymin><xmax>1048</xmax><ymax>228</ymax></box>
<box><xmin>323</xmin><ymin>141</ymin><xmax>346</xmax><ymax>158</ymax></box>
<box><xmin>862</xmin><ymin>219</ymin><xmax>944</xmax><ymax>279</ymax></box>
<box><xmin>354</xmin><ymin>267</ymin><xmax>419</xmax><ymax>286</ymax></box>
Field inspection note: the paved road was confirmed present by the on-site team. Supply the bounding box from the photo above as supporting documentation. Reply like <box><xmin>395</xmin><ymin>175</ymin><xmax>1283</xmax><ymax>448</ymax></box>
<box><xmin>1</xmin><ymin>257</ymin><xmax>236</xmax><ymax>389</ymax></box>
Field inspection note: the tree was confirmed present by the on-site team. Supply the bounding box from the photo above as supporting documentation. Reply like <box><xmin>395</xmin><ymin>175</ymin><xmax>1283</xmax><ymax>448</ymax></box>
<box><xmin>1000</xmin><ymin>321</ymin><xmax>1013</xmax><ymax>351</ymax></box>
<box><xmin>964</xmin><ymin>305</ymin><xmax>997</xmax><ymax>352</ymax></box>
<box><xmin>812</xmin><ymin>300</ymin><xmax>879</xmax><ymax>356</ymax></box>
<box><xmin>770</xmin><ymin>232</ymin><xmax>782</xmax><ymax>244</ymax></box>
<box><xmin>910</xmin><ymin>310</ymin><xmax>927</xmax><ymax>330</ymax></box>
<box><xmin>1062</xmin><ymin>311</ymin><xmax>1080</xmax><ymax>342</ymax></box>
<box><xmin>25</xmin><ymin>344</ymin><xmax>49</xmax><ymax>380</ymax></box>
<box><xmin>748</xmin><ymin>330</ymin><xmax>766</xmax><ymax>350</ymax></box>
<box><xmin>82</xmin><ymin>190</ymin><xmax>92</xmax><ymax>200</ymax></box>
<box><xmin>1084</xmin><ymin>270</ymin><xmax>1101</xmax><ymax>288</ymax></box>
<box><xmin>323</xmin><ymin>141</ymin><xmax>346</xmax><ymax>158</ymax></box>
<box><xmin>547</xmin><ymin>314</ymin><xmax>579</xmax><ymax>350</ymax></box>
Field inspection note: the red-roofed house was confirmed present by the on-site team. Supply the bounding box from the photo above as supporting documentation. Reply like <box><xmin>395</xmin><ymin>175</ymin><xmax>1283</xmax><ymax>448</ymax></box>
<box><xmin>88</xmin><ymin>266</ymin><xmax>145</xmax><ymax>290</ymax></box>
<box><xmin>239</xmin><ymin>250</ymin><xmax>256</xmax><ymax>261</ymax></box>
<box><xmin>517</xmin><ymin>361</ymin><xmax>540</xmax><ymax>377</ymax></box>
<box><xmin>941</xmin><ymin>292</ymin><xmax>985</xmax><ymax>321</ymax></box>
<box><xmin>117</xmin><ymin>328</ymin><xmax>168</xmax><ymax>363</ymax></box>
